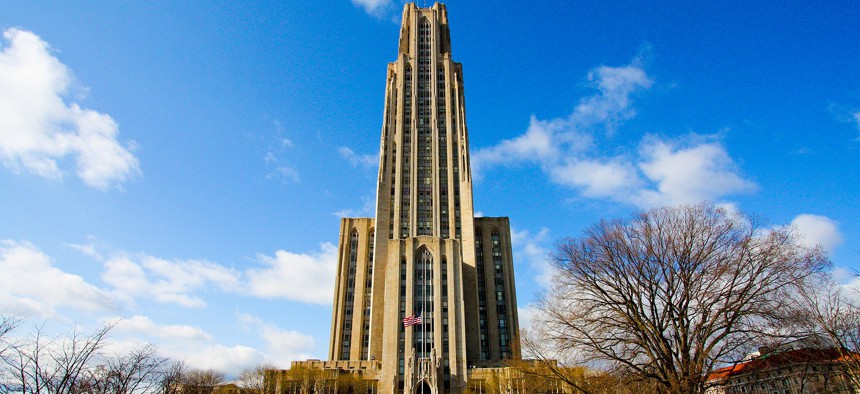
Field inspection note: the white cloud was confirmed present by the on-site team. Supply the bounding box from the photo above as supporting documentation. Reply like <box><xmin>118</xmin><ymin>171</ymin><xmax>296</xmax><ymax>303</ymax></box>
<box><xmin>517</xmin><ymin>305</ymin><xmax>535</xmax><ymax>332</ymax></box>
<box><xmin>351</xmin><ymin>0</ymin><xmax>394</xmax><ymax>17</ymax></box>
<box><xmin>102</xmin><ymin>254</ymin><xmax>240</xmax><ymax>308</ymax></box>
<box><xmin>632</xmin><ymin>137</ymin><xmax>757</xmax><ymax>207</ymax></box>
<box><xmin>549</xmin><ymin>157</ymin><xmax>641</xmax><ymax>199</ymax></box>
<box><xmin>0</xmin><ymin>240</ymin><xmax>119</xmax><ymax>318</ymax></box>
<box><xmin>66</xmin><ymin>238</ymin><xmax>103</xmax><ymax>260</ymax></box>
<box><xmin>238</xmin><ymin>313</ymin><xmax>315</xmax><ymax>367</ymax></box>
<box><xmin>245</xmin><ymin>243</ymin><xmax>338</xmax><ymax>304</ymax></box>
<box><xmin>266</xmin><ymin>166</ymin><xmax>300</xmax><ymax>184</ymax></box>
<box><xmin>114</xmin><ymin>317</ymin><xmax>267</xmax><ymax>375</ymax></box>
<box><xmin>338</xmin><ymin>146</ymin><xmax>378</xmax><ymax>169</ymax></box>
<box><xmin>109</xmin><ymin>313</ymin><xmax>313</xmax><ymax>375</ymax></box>
<box><xmin>263</xmin><ymin>120</ymin><xmax>299</xmax><ymax>183</ymax></box>
<box><xmin>112</xmin><ymin>315</ymin><xmax>212</xmax><ymax>341</ymax></box>
<box><xmin>790</xmin><ymin>214</ymin><xmax>843</xmax><ymax>253</ymax></box>
<box><xmin>832</xmin><ymin>266</ymin><xmax>854</xmax><ymax>284</ymax></box>
<box><xmin>573</xmin><ymin>64</ymin><xmax>653</xmax><ymax>135</ymax></box>
<box><xmin>473</xmin><ymin>61</ymin><xmax>649</xmax><ymax>174</ymax></box>
<box><xmin>184</xmin><ymin>344</ymin><xmax>266</xmax><ymax>375</ymax></box>
<box><xmin>472</xmin><ymin>117</ymin><xmax>569</xmax><ymax>175</ymax></box>
<box><xmin>75</xmin><ymin>239</ymin><xmax>342</xmax><ymax>307</ymax></box>
<box><xmin>333</xmin><ymin>192</ymin><xmax>376</xmax><ymax>218</ymax></box>
<box><xmin>0</xmin><ymin>28</ymin><xmax>139</xmax><ymax>190</ymax></box>
<box><xmin>473</xmin><ymin>58</ymin><xmax>755</xmax><ymax>209</ymax></box>
<box><xmin>510</xmin><ymin>227</ymin><xmax>554</xmax><ymax>289</ymax></box>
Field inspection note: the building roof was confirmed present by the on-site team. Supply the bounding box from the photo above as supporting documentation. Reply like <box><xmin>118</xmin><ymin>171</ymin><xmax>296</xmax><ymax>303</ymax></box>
<box><xmin>707</xmin><ymin>348</ymin><xmax>857</xmax><ymax>381</ymax></box>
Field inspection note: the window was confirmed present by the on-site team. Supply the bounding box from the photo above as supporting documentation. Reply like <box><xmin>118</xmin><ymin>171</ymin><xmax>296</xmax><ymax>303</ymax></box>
<box><xmin>413</xmin><ymin>249</ymin><xmax>434</xmax><ymax>358</ymax></box>
<box><xmin>339</xmin><ymin>229</ymin><xmax>360</xmax><ymax>359</ymax></box>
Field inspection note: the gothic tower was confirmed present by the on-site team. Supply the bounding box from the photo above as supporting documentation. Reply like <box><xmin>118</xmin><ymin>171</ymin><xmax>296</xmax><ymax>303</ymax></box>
<box><xmin>328</xmin><ymin>3</ymin><xmax>520</xmax><ymax>393</ymax></box>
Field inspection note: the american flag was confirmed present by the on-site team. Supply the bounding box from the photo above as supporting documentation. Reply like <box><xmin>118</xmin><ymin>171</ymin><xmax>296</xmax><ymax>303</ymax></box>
<box><xmin>403</xmin><ymin>311</ymin><xmax>422</xmax><ymax>327</ymax></box>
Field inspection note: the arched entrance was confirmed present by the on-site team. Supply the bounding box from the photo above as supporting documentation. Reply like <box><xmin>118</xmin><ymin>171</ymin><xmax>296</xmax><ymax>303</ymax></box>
<box><xmin>414</xmin><ymin>381</ymin><xmax>432</xmax><ymax>394</ymax></box>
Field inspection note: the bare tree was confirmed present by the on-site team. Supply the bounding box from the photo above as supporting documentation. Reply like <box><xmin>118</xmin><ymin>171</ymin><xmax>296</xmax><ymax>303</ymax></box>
<box><xmin>795</xmin><ymin>280</ymin><xmax>860</xmax><ymax>388</ymax></box>
<box><xmin>180</xmin><ymin>368</ymin><xmax>225</xmax><ymax>394</ymax></box>
<box><xmin>75</xmin><ymin>344</ymin><xmax>169</xmax><ymax>394</ymax></box>
<box><xmin>1</xmin><ymin>322</ymin><xmax>112</xmax><ymax>394</ymax></box>
<box><xmin>519</xmin><ymin>332</ymin><xmax>651</xmax><ymax>394</ymax></box>
<box><xmin>0</xmin><ymin>316</ymin><xmax>17</xmax><ymax>348</ymax></box>
<box><xmin>534</xmin><ymin>203</ymin><xmax>829</xmax><ymax>394</ymax></box>
<box><xmin>0</xmin><ymin>316</ymin><xmax>18</xmax><ymax>362</ymax></box>
<box><xmin>159</xmin><ymin>360</ymin><xmax>186</xmax><ymax>394</ymax></box>
<box><xmin>0</xmin><ymin>317</ymin><xmax>20</xmax><ymax>394</ymax></box>
<box><xmin>236</xmin><ymin>363</ymin><xmax>278</xmax><ymax>393</ymax></box>
<box><xmin>275</xmin><ymin>365</ymin><xmax>329</xmax><ymax>394</ymax></box>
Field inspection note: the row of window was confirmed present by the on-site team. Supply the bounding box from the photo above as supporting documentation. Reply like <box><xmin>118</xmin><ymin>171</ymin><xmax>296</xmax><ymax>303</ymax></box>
<box><xmin>338</xmin><ymin>229</ymin><xmax>377</xmax><ymax>361</ymax></box>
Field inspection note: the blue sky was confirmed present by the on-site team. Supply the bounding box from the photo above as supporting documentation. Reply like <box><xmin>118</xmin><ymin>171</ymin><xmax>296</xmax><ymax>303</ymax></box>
<box><xmin>1</xmin><ymin>0</ymin><xmax>858</xmax><ymax>376</ymax></box>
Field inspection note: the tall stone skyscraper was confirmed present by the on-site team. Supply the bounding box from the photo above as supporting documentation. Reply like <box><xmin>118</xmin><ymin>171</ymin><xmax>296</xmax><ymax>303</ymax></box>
<box><xmin>325</xmin><ymin>3</ymin><xmax>520</xmax><ymax>393</ymax></box>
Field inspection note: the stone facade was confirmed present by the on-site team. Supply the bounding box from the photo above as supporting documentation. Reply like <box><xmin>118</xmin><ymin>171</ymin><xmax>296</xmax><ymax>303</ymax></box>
<box><xmin>706</xmin><ymin>347</ymin><xmax>860</xmax><ymax>394</ymax></box>
<box><xmin>319</xmin><ymin>3</ymin><xmax>521</xmax><ymax>393</ymax></box>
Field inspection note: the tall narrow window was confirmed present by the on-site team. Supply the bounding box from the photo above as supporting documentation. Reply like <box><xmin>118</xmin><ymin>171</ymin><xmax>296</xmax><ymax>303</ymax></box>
<box><xmin>413</xmin><ymin>248</ymin><xmax>434</xmax><ymax>358</ymax></box>
<box><xmin>398</xmin><ymin>257</ymin><xmax>407</xmax><ymax>374</ymax></box>
<box><xmin>400</xmin><ymin>66</ymin><xmax>412</xmax><ymax>238</ymax></box>
<box><xmin>361</xmin><ymin>230</ymin><xmax>374</xmax><ymax>359</ymax></box>
<box><xmin>492</xmin><ymin>230</ymin><xmax>510</xmax><ymax>358</ymax></box>
<box><xmin>340</xmin><ymin>229</ymin><xmax>359</xmax><ymax>359</ymax></box>
<box><xmin>416</xmin><ymin>18</ymin><xmax>433</xmax><ymax>236</ymax></box>
<box><xmin>437</xmin><ymin>65</ymin><xmax>449</xmax><ymax>239</ymax></box>
<box><xmin>475</xmin><ymin>228</ymin><xmax>489</xmax><ymax>360</ymax></box>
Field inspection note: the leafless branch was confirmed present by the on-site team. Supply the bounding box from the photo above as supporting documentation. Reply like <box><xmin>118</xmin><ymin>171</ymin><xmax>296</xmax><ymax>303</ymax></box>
<box><xmin>534</xmin><ymin>203</ymin><xmax>830</xmax><ymax>394</ymax></box>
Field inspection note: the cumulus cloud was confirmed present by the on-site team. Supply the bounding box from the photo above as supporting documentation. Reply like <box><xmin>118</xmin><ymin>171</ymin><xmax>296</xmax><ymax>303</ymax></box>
<box><xmin>632</xmin><ymin>137</ymin><xmax>757</xmax><ymax>207</ymax></box>
<box><xmin>238</xmin><ymin>313</ymin><xmax>315</xmax><ymax>367</ymax></box>
<box><xmin>791</xmin><ymin>214</ymin><xmax>843</xmax><ymax>253</ymax></box>
<box><xmin>185</xmin><ymin>344</ymin><xmax>266</xmax><ymax>375</ymax></box>
<box><xmin>549</xmin><ymin>157</ymin><xmax>640</xmax><ymax>199</ymax></box>
<box><xmin>0</xmin><ymin>28</ymin><xmax>139</xmax><ymax>190</ymax></box>
<box><xmin>510</xmin><ymin>227</ymin><xmax>554</xmax><ymax>289</ymax></box>
<box><xmin>112</xmin><ymin>315</ymin><xmax>212</xmax><ymax>341</ymax></box>
<box><xmin>102</xmin><ymin>254</ymin><xmax>240</xmax><ymax>308</ymax></box>
<box><xmin>108</xmin><ymin>313</ymin><xmax>314</xmax><ymax>374</ymax></box>
<box><xmin>472</xmin><ymin>117</ymin><xmax>572</xmax><ymax>174</ymax></box>
<box><xmin>245</xmin><ymin>243</ymin><xmax>338</xmax><ymax>304</ymax></box>
<box><xmin>338</xmin><ymin>146</ymin><xmax>378</xmax><ymax>169</ymax></box>
<box><xmin>573</xmin><ymin>64</ymin><xmax>653</xmax><ymax>134</ymax></box>
<box><xmin>351</xmin><ymin>0</ymin><xmax>394</xmax><ymax>17</ymax></box>
<box><xmin>0</xmin><ymin>240</ymin><xmax>119</xmax><ymax>318</ymax></box>
<box><xmin>517</xmin><ymin>305</ymin><xmax>536</xmax><ymax>332</ymax></box>
<box><xmin>473</xmin><ymin>59</ymin><xmax>755</xmax><ymax>209</ymax></box>
<box><xmin>74</xmin><ymin>238</ymin><xmax>340</xmax><ymax>306</ymax></box>
<box><xmin>114</xmin><ymin>315</ymin><xmax>267</xmax><ymax>374</ymax></box>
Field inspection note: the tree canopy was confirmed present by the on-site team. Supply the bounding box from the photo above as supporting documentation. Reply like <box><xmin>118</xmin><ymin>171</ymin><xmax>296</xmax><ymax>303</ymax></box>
<box><xmin>534</xmin><ymin>203</ymin><xmax>830</xmax><ymax>394</ymax></box>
